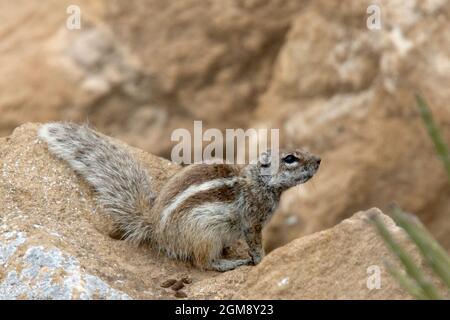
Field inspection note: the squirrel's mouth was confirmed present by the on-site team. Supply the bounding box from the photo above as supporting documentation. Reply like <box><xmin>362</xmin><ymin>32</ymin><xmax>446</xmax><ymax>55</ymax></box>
<box><xmin>296</xmin><ymin>167</ymin><xmax>318</xmax><ymax>183</ymax></box>
<box><xmin>295</xmin><ymin>172</ymin><xmax>313</xmax><ymax>183</ymax></box>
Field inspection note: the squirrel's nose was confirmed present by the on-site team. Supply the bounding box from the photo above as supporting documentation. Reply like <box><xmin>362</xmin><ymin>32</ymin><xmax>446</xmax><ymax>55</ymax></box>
<box><xmin>315</xmin><ymin>157</ymin><xmax>321</xmax><ymax>166</ymax></box>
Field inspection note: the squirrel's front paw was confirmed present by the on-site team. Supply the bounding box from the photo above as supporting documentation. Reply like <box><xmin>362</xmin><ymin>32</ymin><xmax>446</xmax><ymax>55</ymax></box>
<box><xmin>249</xmin><ymin>251</ymin><xmax>264</xmax><ymax>265</ymax></box>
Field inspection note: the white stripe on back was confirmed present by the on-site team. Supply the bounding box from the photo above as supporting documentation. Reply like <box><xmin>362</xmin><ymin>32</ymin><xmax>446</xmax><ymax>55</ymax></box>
<box><xmin>160</xmin><ymin>177</ymin><xmax>238</xmax><ymax>226</ymax></box>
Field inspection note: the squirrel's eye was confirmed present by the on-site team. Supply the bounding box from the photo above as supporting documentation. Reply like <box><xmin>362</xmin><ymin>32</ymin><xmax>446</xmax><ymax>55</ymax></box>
<box><xmin>283</xmin><ymin>155</ymin><xmax>299</xmax><ymax>164</ymax></box>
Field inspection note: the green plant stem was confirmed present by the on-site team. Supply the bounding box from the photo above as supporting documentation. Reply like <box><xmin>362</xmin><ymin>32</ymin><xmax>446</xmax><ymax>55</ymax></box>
<box><xmin>384</xmin><ymin>260</ymin><xmax>427</xmax><ymax>300</ymax></box>
<box><xmin>392</xmin><ymin>207</ymin><xmax>450</xmax><ymax>289</ymax></box>
<box><xmin>372</xmin><ymin>215</ymin><xmax>442</xmax><ymax>299</ymax></box>
<box><xmin>415</xmin><ymin>94</ymin><xmax>450</xmax><ymax>182</ymax></box>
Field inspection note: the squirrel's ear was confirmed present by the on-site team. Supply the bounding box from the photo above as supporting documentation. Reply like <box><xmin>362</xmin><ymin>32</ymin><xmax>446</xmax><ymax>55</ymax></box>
<box><xmin>259</xmin><ymin>150</ymin><xmax>271</xmax><ymax>167</ymax></box>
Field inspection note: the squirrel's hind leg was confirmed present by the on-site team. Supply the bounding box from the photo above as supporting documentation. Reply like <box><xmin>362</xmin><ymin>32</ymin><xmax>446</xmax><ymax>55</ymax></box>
<box><xmin>209</xmin><ymin>258</ymin><xmax>252</xmax><ymax>272</ymax></box>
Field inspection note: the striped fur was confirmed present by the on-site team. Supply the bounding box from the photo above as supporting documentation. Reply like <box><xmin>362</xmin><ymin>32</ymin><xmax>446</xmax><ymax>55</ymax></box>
<box><xmin>159</xmin><ymin>177</ymin><xmax>238</xmax><ymax>226</ymax></box>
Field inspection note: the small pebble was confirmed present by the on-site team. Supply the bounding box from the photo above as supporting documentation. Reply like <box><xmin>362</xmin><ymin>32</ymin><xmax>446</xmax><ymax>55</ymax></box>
<box><xmin>161</xmin><ymin>279</ymin><xmax>177</xmax><ymax>288</ymax></box>
<box><xmin>171</xmin><ymin>280</ymin><xmax>185</xmax><ymax>291</ymax></box>
<box><xmin>174</xmin><ymin>291</ymin><xmax>187</xmax><ymax>298</ymax></box>
<box><xmin>181</xmin><ymin>277</ymin><xmax>192</xmax><ymax>284</ymax></box>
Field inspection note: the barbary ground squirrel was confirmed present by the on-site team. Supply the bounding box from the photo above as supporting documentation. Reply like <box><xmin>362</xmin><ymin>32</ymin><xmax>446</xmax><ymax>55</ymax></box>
<box><xmin>38</xmin><ymin>122</ymin><xmax>320</xmax><ymax>271</ymax></box>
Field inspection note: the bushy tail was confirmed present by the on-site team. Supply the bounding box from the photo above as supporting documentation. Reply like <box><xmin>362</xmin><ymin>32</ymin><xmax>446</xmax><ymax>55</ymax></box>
<box><xmin>38</xmin><ymin>122</ymin><xmax>156</xmax><ymax>244</ymax></box>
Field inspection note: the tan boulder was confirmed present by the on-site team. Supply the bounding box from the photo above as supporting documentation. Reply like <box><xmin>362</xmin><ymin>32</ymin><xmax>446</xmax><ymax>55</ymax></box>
<box><xmin>0</xmin><ymin>0</ymin><xmax>309</xmax><ymax>156</ymax></box>
<box><xmin>2</xmin><ymin>1</ymin><xmax>449</xmax><ymax>255</ymax></box>
<box><xmin>235</xmin><ymin>208</ymin><xmax>430</xmax><ymax>300</ymax></box>
<box><xmin>0</xmin><ymin>123</ymin><xmax>251</xmax><ymax>299</ymax></box>
<box><xmin>257</xmin><ymin>0</ymin><xmax>450</xmax><ymax>252</ymax></box>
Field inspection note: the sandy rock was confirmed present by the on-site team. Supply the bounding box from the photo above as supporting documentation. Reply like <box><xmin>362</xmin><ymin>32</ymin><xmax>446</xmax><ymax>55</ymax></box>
<box><xmin>257</xmin><ymin>0</ymin><xmax>450</xmax><ymax>252</ymax></box>
<box><xmin>2</xmin><ymin>1</ymin><xmax>449</xmax><ymax>254</ymax></box>
<box><xmin>0</xmin><ymin>0</ymin><xmax>308</xmax><ymax>156</ymax></box>
<box><xmin>0</xmin><ymin>123</ymin><xmax>251</xmax><ymax>299</ymax></box>
<box><xmin>235</xmin><ymin>208</ymin><xmax>433</xmax><ymax>299</ymax></box>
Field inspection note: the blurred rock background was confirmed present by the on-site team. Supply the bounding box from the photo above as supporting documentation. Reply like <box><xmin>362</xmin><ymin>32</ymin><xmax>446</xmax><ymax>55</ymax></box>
<box><xmin>0</xmin><ymin>0</ymin><xmax>449</xmax><ymax>252</ymax></box>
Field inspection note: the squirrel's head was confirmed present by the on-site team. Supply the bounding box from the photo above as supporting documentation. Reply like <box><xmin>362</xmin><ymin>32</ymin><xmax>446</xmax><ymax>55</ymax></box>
<box><xmin>257</xmin><ymin>149</ymin><xmax>321</xmax><ymax>191</ymax></box>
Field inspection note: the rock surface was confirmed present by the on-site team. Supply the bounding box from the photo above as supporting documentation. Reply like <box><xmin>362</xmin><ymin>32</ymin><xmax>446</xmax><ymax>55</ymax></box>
<box><xmin>235</xmin><ymin>209</ymin><xmax>422</xmax><ymax>300</ymax></box>
<box><xmin>257</xmin><ymin>0</ymin><xmax>450</xmax><ymax>252</ymax></box>
<box><xmin>0</xmin><ymin>123</ymin><xmax>249</xmax><ymax>299</ymax></box>
<box><xmin>0</xmin><ymin>124</ymin><xmax>437</xmax><ymax>299</ymax></box>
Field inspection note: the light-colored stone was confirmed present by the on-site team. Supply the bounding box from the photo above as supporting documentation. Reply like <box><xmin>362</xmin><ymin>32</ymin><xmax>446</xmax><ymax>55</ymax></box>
<box><xmin>235</xmin><ymin>208</ymin><xmax>435</xmax><ymax>300</ymax></box>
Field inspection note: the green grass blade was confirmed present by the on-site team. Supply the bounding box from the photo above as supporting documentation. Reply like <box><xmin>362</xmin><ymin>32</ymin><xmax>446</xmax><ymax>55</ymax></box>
<box><xmin>384</xmin><ymin>260</ymin><xmax>428</xmax><ymax>300</ymax></box>
<box><xmin>392</xmin><ymin>207</ymin><xmax>450</xmax><ymax>289</ymax></box>
<box><xmin>372</xmin><ymin>215</ymin><xmax>442</xmax><ymax>299</ymax></box>
<box><xmin>415</xmin><ymin>94</ymin><xmax>450</xmax><ymax>181</ymax></box>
